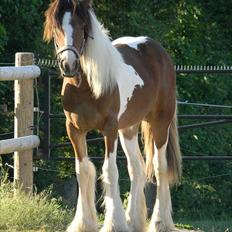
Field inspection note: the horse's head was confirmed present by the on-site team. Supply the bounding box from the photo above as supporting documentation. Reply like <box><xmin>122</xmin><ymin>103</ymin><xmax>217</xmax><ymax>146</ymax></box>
<box><xmin>44</xmin><ymin>0</ymin><xmax>92</xmax><ymax>77</ymax></box>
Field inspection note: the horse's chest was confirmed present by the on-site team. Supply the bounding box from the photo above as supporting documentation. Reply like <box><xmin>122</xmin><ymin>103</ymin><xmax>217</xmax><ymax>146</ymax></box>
<box><xmin>64</xmin><ymin>104</ymin><xmax>102</xmax><ymax>131</ymax></box>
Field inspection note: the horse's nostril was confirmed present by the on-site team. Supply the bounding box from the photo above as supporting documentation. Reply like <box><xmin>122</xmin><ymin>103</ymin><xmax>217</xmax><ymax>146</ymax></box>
<box><xmin>61</xmin><ymin>60</ymin><xmax>70</xmax><ymax>73</ymax></box>
<box><xmin>64</xmin><ymin>63</ymin><xmax>70</xmax><ymax>72</ymax></box>
<box><xmin>59</xmin><ymin>58</ymin><xmax>78</xmax><ymax>76</ymax></box>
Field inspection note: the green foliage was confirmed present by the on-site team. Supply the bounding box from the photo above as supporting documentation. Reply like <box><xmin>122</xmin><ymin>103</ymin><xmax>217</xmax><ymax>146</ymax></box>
<box><xmin>0</xmin><ymin>24</ymin><xmax>7</xmax><ymax>53</ymax></box>
<box><xmin>0</xmin><ymin>0</ymin><xmax>48</xmax><ymax>61</ymax></box>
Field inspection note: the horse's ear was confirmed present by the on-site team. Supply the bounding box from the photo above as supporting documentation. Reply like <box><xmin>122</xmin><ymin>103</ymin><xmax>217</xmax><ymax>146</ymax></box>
<box><xmin>80</xmin><ymin>0</ymin><xmax>92</xmax><ymax>7</ymax></box>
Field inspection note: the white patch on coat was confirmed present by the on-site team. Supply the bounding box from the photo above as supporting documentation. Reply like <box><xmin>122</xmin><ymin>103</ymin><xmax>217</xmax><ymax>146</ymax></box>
<box><xmin>117</xmin><ymin>64</ymin><xmax>144</xmax><ymax>120</ymax></box>
<box><xmin>61</xmin><ymin>12</ymin><xmax>76</xmax><ymax>66</ymax></box>
<box><xmin>112</xmin><ymin>36</ymin><xmax>148</xmax><ymax>50</ymax></box>
<box><xmin>119</xmin><ymin>129</ymin><xmax>146</xmax><ymax>231</ymax></box>
<box><xmin>101</xmin><ymin>139</ymin><xmax>128</xmax><ymax>231</ymax></box>
<box><xmin>149</xmin><ymin>136</ymin><xmax>175</xmax><ymax>231</ymax></box>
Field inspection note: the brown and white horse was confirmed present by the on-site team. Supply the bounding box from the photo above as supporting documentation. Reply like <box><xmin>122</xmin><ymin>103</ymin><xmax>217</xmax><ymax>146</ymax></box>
<box><xmin>44</xmin><ymin>0</ymin><xmax>182</xmax><ymax>231</ymax></box>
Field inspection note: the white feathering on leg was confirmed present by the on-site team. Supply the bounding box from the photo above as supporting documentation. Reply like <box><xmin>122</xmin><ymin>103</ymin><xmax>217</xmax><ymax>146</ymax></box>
<box><xmin>101</xmin><ymin>139</ymin><xmax>128</xmax><ymax>232</ymax></box>
<box><xmin>67</xmin><ymin>158</ymin><xmax>97</xmax><ymax>232</ymax></box>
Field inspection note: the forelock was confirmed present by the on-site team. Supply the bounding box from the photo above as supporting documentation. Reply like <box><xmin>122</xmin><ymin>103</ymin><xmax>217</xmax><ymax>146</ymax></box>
<box><xmin>44</xmin><ymin>0</ymin><xmax>91</xmax><ymax>42</ymax></box>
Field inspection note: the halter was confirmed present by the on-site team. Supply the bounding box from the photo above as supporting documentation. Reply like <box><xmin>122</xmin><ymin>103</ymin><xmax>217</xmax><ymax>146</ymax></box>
<box><xmin>53</xmin><ymin>13</ymin><xmax>94</xmax><ymax>87</ymax></box>
<box><xmin>55</xmin><ymin>34</ymin><xmax>86</xmax><ymax>87</ymax></box>
<box><xmin>55</xmin><ymin>34</ymin><xmax>86</xmax><ymax>63</ymax></box>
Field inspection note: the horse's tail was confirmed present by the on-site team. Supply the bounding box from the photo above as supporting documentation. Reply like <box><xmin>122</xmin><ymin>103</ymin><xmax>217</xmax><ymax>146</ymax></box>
<box><xmin>166</xmin><ymin>110</ymin><xmax>182</xmax><ymax>184</ymax></box>
<box><xmin>141</xmin><ymin>120</ymin><xmax>154</xmax><ymax>182</ymax></box>
<box><xmin>141</xmin><ymin>109</ymin><xmax>182</xmax><ymax>184</ymax></box>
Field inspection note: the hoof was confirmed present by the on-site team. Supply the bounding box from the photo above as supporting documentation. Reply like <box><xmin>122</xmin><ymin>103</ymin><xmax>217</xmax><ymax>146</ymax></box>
<box><xmin>148</xmin><ymin>220</ymin><xmax>176</xmax><ymax>232</ymax></box>
<box><xmin>66</xmin><ymin>219</ymin><xmax>98</xmax><ymax>232</ymax></box>
<box><xmin>100</xmin><ymin>223</ymin><xmax>129</xmax><ymax>232</ymax></box>
<box><xmin>126</xmin><ymin>218</ymin><xmax>145</xmax><ymax>232</ymax></box>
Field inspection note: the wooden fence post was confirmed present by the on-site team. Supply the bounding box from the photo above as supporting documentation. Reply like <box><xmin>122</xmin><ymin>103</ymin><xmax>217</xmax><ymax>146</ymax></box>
<box><xmin>14</xmin><ymin>53</ymin><xmax>34</xmax><ymax>192</ymax></box>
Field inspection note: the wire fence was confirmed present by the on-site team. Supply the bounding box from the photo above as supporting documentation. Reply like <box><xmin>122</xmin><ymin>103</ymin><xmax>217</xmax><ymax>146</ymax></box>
<box><xmin>0</xmin><ymin>61</ymin><xmax>231</xmax><ymax>160</ymax></box>
<box><xmin>3</xmin><ymin>162</ymin><xmax>232</xmax><ymax>184</ymax></box>
<box><xmin>1</xmin><ymin>58</ymin><xmax>232</xmax><ymax>73</ymax></box>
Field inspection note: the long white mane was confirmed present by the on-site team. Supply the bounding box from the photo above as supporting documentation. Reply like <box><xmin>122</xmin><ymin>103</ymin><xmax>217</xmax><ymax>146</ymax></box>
<box><xmin>80</xmin><ymin>10</ymin><xmax>124</xmax><ymax>98</ymax></box>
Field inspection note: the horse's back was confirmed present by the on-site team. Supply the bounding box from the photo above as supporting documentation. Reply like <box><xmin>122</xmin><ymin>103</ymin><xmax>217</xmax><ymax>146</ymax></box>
<box><xmin>113</xmin><ymin>36</ymin><xmax>175</xmax><ymax>83</ymax></box>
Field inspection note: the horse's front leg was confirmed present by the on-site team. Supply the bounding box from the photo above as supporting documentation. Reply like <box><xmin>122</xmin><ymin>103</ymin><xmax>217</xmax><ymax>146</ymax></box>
<box><xmin>66</xmin><ymin>120</ymin><xmax>98</xmax><ymax>232</ymax></box>
<box><xmin>101</xmin><ymin>125</ymin><xmax>128</xmax><ymax>232</ymax></box>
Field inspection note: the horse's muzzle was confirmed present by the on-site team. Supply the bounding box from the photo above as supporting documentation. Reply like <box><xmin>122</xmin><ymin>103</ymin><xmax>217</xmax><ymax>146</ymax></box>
<box><xmin>56</xmin><ymin>45</ymin><xmax>81</xmax><ymax>78</ymax></box>
<box><xmin>59</xmin><ymin>59</ymin><xmax>81</xmax><ymax>78</ymax></box>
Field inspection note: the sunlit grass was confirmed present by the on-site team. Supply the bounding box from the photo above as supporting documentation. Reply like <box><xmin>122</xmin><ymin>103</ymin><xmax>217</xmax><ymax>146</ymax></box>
<box><xmin>176</xmin><ymin>219</ymin><xmax>232</xmax><ymax>232</ymax></box>
<box><xmin>0</xmin><ymin>180</ymin><xmax>231</xmax><ymax>232</ymax></box>
<box><xmin>0</xmin><ymin>182</ymin><xmax>73</xmax><ymax>232</ymax></box>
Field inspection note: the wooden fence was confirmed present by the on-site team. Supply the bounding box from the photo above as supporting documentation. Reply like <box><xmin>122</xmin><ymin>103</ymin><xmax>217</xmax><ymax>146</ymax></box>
<box><xmin>0</xmin><ymin>53</ymin><xmax>40</xmax><ymax>192</ymax></box>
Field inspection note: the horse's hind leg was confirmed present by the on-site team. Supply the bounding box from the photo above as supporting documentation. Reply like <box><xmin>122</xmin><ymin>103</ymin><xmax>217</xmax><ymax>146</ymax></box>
<box><xmin>147</xmin><ymin>122</ymin><xmax>175</xmax><ymax>232</ymax></box>
<box><xmin>66</xmin><ymin>121</ymin><xmax>97</xmax><ymax>232</ymax></box>
<box><xmin>119</xmin><ymin>125</ymin><xmax>146</xmax><ymax>232</ymax></box>
<box><xmin>101</xmin><ymin>122</ymin><xmax>128</xmax><ymax>232</ymax></box>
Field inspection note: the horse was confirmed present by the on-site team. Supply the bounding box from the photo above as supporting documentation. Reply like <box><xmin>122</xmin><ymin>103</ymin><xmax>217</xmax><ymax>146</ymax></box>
<box><xmin>44</xmin><ymin>0</ymin><xmax>182</xmax><ymax>231</ymax></box>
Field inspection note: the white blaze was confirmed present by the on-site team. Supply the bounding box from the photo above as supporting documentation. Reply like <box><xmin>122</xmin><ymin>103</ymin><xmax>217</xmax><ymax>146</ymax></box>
<box><xmin>61</xmin><ymin>12</ymin><xmax>76</xmax><ymax>67</ymax></box>
<box><xmin>62</xmin><ymin>12</ymin><xmax>74</xmax><ymax>45</ymax></box>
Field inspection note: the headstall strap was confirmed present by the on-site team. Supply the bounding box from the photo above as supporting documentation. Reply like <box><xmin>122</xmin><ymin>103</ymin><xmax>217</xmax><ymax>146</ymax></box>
<box><xmin>56</xmin><ymin>45</ymin><xmax>80</xmax><ymax>60</ymax></box>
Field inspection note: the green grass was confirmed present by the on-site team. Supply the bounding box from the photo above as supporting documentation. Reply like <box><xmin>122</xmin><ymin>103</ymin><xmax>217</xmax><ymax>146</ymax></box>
<box><xmin>0</xmin><ymin>181</ymin><xmax>231</xmax><ymax>232</ymax></box>
<box><xmin>0</xmin><ymin>182</ymin><xmax>73</xmax><ymax>232</ymax></box>
<box><xmin>176</xmin><ymin>219</ymin><xmax>232</xmax><ymax>232</ymax></box>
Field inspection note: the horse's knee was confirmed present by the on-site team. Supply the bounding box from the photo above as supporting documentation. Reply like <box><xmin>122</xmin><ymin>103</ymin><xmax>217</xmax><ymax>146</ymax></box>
<box><xmin>153</xmin><ymin>144</ymin><xmax>168</xmax><ymax>174</ymax></box>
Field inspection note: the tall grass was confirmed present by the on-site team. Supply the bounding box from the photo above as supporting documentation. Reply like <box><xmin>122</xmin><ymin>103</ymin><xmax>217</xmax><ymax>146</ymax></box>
<box><xmin>0</xmin><ymin>182</ymin><xmax>73</xmax><ymax>232</ymax></box>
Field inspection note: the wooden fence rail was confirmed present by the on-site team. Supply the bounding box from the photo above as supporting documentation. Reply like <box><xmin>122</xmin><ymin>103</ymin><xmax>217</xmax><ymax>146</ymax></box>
<box><xmin>0</xmin><ymin>52</ymin><xmax>40</xmax><ymax>193</ymax></box>
<box><xmin>0</xmin><ymin>135</ymin><xmax>40</xmax><ymax>155</ymax></box>
<box><xmin>0</xmin><ymin>65</ymin><xmax>40</xmax><ymax>81</ymax></box>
